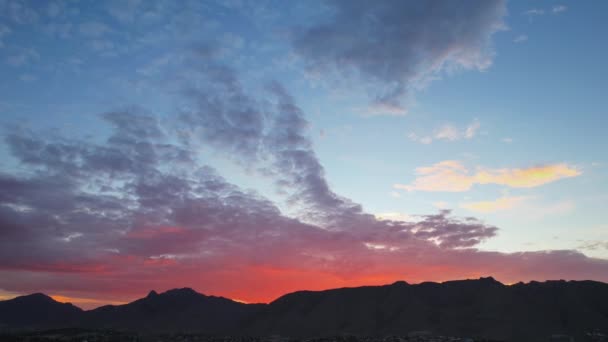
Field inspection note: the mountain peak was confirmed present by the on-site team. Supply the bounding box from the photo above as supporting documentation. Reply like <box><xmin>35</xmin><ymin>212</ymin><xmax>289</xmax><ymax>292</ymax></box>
<box><xmin>15</xmin><ymin>292</ymin><xmax>55</xmax><ymax>303</ymax></box>
<box><xmin>146</xmin><ymin>290</ymin><xmax>159</xmax><ymax>298</ymax></box>
<box><xmin>163</xmin><ymin>287</ymin><xmax>200</xmax><ymax>296</ymax></box>
<box><xmin>391</xmin><ymin>280</ymin><xmax>409</xmax><ymax>286</ymax></box>
<box><xmin>479</xmin><ymin>276</ymin><xmax>502</xmax><ymax>285</ymax></box>
<box><xmin>29</xmin><ymin>292</ymin><xmax>52</xmax><ymax>298</ymax></box>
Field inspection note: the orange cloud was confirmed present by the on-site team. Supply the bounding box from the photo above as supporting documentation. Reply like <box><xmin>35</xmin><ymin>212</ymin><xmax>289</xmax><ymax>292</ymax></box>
<box><xmin>475</xmin><ymin>165</ymin><xmax>581</xmax><ymax>188</ymax></box>
<box><xmin>395</xmin><ymin>161</ymin><xmax>581</xmax><ymax>192</ymax></box>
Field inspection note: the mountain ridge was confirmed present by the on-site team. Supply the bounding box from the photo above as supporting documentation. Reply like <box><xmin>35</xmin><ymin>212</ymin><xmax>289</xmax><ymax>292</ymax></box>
<box><xmin>1</xmin><ymin>277</ymin><xmax>608</xmax><ymax>341</ymax></box>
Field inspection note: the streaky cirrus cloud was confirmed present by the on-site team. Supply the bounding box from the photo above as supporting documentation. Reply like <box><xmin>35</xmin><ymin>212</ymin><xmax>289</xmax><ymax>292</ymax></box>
<box><xmin>524</xmin><ymin>9</ymin><xmax>545</xmax><ymax>17</ymax></box>
<box><xmin>578</xmin><ymin>241</ymin><xmax>608</xmax><ymax>252</ymax></box>
<box><xmin>178</xmin><ymin>53</ymin><xmax>364</xmax><ymax>227</ymax></box>
<box><xmin>552</xmin><ymin>5</ymin><xmax>567</xmax><ymax>14</ymax></box>
<box><xmin>291</xmin><ymin>0</ymin><xmax>506</xmax><ymax>113</ymax></box>
<box><xmin>523</xmin><ymin>5</ymin><xmax>566</xmax><ymax>18</ymax></box>
<box><xmin>395</xmin><ymin>160</ymin><xmax>581</xmax><ymax>192</ymax></box>
<box><xmin>513</xmin><ymin>34</ymin><xmax>528</xmax><ymax>43</ymax></box>
<box><xmin>408</xmin><ymin>119</ymin><xmax>480</xmax><ymax>144</ymax></box>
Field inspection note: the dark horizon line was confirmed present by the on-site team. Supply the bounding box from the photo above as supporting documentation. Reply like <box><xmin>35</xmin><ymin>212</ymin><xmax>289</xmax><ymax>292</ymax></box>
<box><xmin>4</xmin><ymin>276</ymin><xmax>607</xmax><ymax>311</ymax></box>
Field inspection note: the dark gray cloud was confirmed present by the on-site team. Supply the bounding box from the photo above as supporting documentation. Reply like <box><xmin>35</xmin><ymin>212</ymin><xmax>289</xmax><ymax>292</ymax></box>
<box><xmin>291</xmin><ymin>0</ymin><xmax>506</xmax><ymax>112</ymax></box>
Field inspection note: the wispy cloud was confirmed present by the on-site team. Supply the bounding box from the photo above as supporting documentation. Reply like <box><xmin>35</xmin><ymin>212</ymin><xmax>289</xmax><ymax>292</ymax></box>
<box><xmin>0</xmin><ymin>25</ymin><xmax>10</xmax><ymax>48</ymax></box>
<box><xmin>552</xmin><ymin>5</ymin><xmax>568</xmax><ymax>14</ymax></box>
<box><xmin>408</xmin><ymin>119</ymin><xmax>481</xmax><ymax>144</ymax></box>
<box><xmin>5</xmin><ymin>48</ymin><xmax>39</xmax><ymax>67</ymax></box>
<box><xmin>578</xmin><ymin>240</ymin><xmax>608</xmax><ymax>251</ymax></box>
<box><xmin>464</xmin><ymin>120</ymin><xmax>481</xmax><ymax>139</ymax></box>
<box><xmin>513</xmin><ymin>35</ymin><xmax>528</xmax><ymax>43</ymax></box>
<box><xmin>79</xmin><ymin>21</ymin><xmax>112</xmax><ymax>37</ymax></box>
<box><xmin>364</xmin><ymin>102</ymin><xmax>408</xmax><ymax>116</ymax></box>
<box><xmin>524</xmin><ymin>9</ymin><xmax>545</xmax><ymax>17</ymax></box>
<box><xmin>524</xmin><ymin>5</ymin><xmax>567</xmax><ymax>18</ymax></box>
<box><xmin>395</xmin><ymin>160</ymin><xmax>581</xmax><ymax>192</ymax></box>
<box><xmin>19</xmin><ymin>73</ymin><xmax>37</xmax><ymax>82</ymax></box>
<box><xmin>375</xmin><ymin>212</ymin><xmax>416</xmax><ymax>222</ymax></box>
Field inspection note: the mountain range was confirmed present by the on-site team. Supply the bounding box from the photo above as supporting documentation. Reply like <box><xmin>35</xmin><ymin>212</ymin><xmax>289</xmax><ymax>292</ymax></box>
<box><xmin>1</xmin><ymin>277</ymin><xmax>607</xmax><ymax>341</ymax></box>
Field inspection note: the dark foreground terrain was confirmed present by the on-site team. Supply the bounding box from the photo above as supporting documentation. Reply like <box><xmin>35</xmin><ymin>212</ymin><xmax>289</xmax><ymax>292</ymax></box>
<box><xmin>1</xmin><ymin>278</ymin><xmax>608</xmax><ymax>341</ymax></box>
<box><xmin>0</xmin><ymin>329</ymin><xmax>509</xmax><ymax>342</ymax></box>
<box><xmin>3</xmin><ymin>330</ymin><xmax>608</xmax><ymax>342</ymax></box>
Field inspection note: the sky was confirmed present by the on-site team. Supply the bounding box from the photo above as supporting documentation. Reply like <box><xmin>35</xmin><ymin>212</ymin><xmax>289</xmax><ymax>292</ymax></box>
<box><xmin>1</xmin><ymin>0</ymin><xmax>607</xmax><ymax>309</ymax></box>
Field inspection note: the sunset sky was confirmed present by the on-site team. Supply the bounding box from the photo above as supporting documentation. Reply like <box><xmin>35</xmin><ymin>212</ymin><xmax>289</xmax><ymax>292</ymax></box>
<box><xmin>1</xmin><ymin>0</ymin><xmax>607</xmax><ymax>309</ymax></box>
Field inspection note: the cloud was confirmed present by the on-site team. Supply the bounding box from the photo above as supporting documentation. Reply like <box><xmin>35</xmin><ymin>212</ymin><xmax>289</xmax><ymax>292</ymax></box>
<box><xmin>464</xmin><ymin>120</ymin><xmax>481</xmax><ymax>139</ymax></box>
<box><xmin>578</xmin><ymin>241</ymin><xmax>608</xmax><ymax>251</ymax></box>
<box><xmin>513</xmin><ymin>34</ymin><xmax>528</xmax><ymax>43</ymax></box>
<box><xmin>375</xmin><ymin>212</ymin><xmax>415</xmax><ymax>222</ymax></box>
<box><xmin>395</xmin><ymin>160</ymin><xmax>581</xmax><ymax>192</ymax></box>
<box><xmin>461</xmin><ymin>196</ymin><xmax>528</xmax><ymax>213</ymax></box>
<box><xmin>79</xmin><ymin>21</ymin><xmax>112</xmax><ymax>37</ymax></box>
<box><xmin>363</xmin><ymin>102</ymin><xmax>409</xmax><ymax>116</ymax></box>
<box><xmin>0</xmin><ymin>106</ymin><xmax>506</xmax><ymax>302</ymax></box>
<box><xmin>5</xmin><ymin>47</ymin><xmax>39</xmax><ymax>67</ymax></box>
<box><xmin>435</xmin><ymin>125</ymin><xmax>461</xmax><ymax>141</ymax></box>
<box><xmin>524</xmin><ymin>9</ymin><xmax>545</xmax><ymax>17</ymax></box>
<box><xmin>409</xmin><ymin>120</ymin><xmax>480</xmax><ymax>144</ymax></box>
<box><xmin>552</xmin><ymin>5</ymin><xmax>567</xmax><ymax>14</ymax></box>
<box><xmin>105</xmin><ymin>0</ymin><xmax>142</xmax><ymax>23</ymax></box>
<box><xmin>46</xmin><ymin>1</ymin><xmax>65</xmax><ymax>18</ymax></box>
<box><xmin>2</xmin><ymin>0</ymin><xmax>39</xmax><ymax>24</ymax></box>
<box><xmin>389</xmin><ymin>191</ymin><xmax>401</xmax><ymax>198</ymax></box>
<box><xmin>19</xmin><ymin>73</ymin><xmax>37</xmax><ymax>82</ymax></box>
<box><xmin>524</xmin><ymin>5</ymin><xmax>566</xmax><ymax>18</ymax></box>
<box><xmin>179</xmin><ymin>57</ymin><xmax>363</xmax><ymax>226</ymax></box>
<box><xmin>407</xmin><ymin>133</ymin><xmax>433</xmax><ymax>145</ymax></box>
<box><xmin>0</xmin><ymin>24</ymin><xmax>10</xmax><ymax>47</ymax></box>
<box><xmin>291</xmin><ymin>0</ymin><xmax>506</xmax><ymax>112</ymax></box>
<box><xmin>1</xmin><ymin>50</ymin><xmax>606</xmax><ymax>307</ymax></box>
<box><xmin>89</xmin><ymin>39</ymin><xmax>115</xmax><ymax>52</ymax></box>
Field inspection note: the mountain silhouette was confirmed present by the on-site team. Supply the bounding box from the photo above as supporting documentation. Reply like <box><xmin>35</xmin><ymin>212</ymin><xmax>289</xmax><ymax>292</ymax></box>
<box><xmin>244</xmin><ymin>277</ymin><xmax>608</xmax><ymax>340</ymax></box>
<box><xmin>80</xmin><ymin>287</ymin><xmax>264</xmax><ymax>333</ymax></box>
<box><xmin>1</xmin><ymin>278</ymin><xmax>607</xmax><ymax>341</ymax></box>
<box><xmin>0</xmin><ymin>293</ymin><xmax>82</xmax><ymax>330</ymax></box>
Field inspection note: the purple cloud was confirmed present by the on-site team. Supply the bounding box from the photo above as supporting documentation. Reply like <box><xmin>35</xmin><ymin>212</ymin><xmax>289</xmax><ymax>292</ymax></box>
<box><xmin>291</xmin><ymin>0</ymin><xmax>506</xmax><ymax>112</ymax></box>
